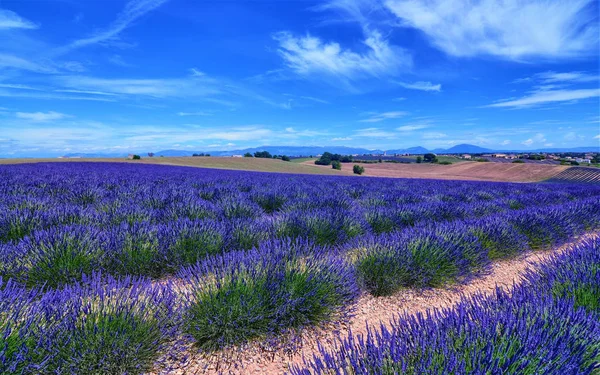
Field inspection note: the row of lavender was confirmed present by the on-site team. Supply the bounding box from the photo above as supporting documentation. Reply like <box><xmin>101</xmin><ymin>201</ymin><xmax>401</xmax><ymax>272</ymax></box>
<box><xmin>292</xmin><ymin>237</ymin><xmax>600</xmax><ymax>374</ymax></box>
<box><xmin>1</xmin><ymin>163</ymin><xmax>600</xmax><ymax>374</ymax></box>
<box><xmin>2</xmin><ymin>163</ymin><xmax>600</xmax><ymax>289</ymax></box>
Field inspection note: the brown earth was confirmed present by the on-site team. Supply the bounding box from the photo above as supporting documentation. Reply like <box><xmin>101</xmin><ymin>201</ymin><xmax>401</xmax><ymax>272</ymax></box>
<box><xmin>1</xmin><ymin>157</ymin><xmax>567</xmax><ymax>182</ymax></box>
<box><xmin>303</xmin><ymin>160</ymin><xmax>568</xmax><ymax>182</ymax></box>
<box><xmin>157</xmin><ymin>233</ymin><xmax>596</xmax><ymax>375</ymax></box>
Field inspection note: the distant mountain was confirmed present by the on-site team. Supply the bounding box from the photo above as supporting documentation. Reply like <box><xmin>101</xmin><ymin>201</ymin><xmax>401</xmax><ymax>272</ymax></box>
<box><xmin>443</xmin><ymin>144</ymin><xmax>494</xmax><ymax>154</ymax></box>
<box><xmin>153</xmin><ymin>144</ymin><xmax>599</xmax><ymax>157</ymax></box>
<box><xmin>154</xmin><ymin>146</ymin><xmax>383</xmax><ymax>157</ymax></box>
<box><xmin>387</xmin><ymin>146</ymin><xmax>430</xmax><ymax>154</ymax></box>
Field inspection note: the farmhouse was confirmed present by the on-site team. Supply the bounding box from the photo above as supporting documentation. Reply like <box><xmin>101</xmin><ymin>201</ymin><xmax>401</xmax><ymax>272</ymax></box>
<box><xmin>462</xmin><ymin>154</ymin><xmax>472</xmax><ymax>159</ymax></box>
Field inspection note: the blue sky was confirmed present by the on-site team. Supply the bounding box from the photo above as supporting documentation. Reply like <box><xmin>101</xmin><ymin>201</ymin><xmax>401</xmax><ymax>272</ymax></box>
<box><xmin>0</xmin><ymin>0</ymin><xmax>599</xmax><ymax>157</ymax></box>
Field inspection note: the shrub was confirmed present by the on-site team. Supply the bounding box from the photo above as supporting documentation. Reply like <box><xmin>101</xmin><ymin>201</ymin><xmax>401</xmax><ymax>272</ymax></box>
<box><xmin>243</xmin><ymin>152</ymin><xmax>252</xmax><ymax>157</ymax></box>
<box><xmin>331</xmin><ymin>160</ymin><xmax>342</xmax><ymax>170</ymax></box>
<box><xmin>179</xmin><ymin>241</ymin><xmax>358</xmax><ymax>352</ymax></box>
<box><xmin>351</xmin><ymin>229</ymin><xmax>484</xmax><ymax>296</ymax></box>
<box><xmin>0</xmin><ymin>274</ymin><xmax>177</xmax><ymax>375</ymax></box>
<box><xmin>3</xmin><ymin>225</ymin><xmax>106</xmax><ymax>288</ymax></box>
<box><xmin>512</xmin><ymin>159</ymin><xmax>525</xmax><ymax>163</ymax></box>
<box><xmin>525</xmin><ymin>238</ymin><xmax>600</xmax><ymax>317</ymax></box>
<box><xmin>132</xmin><ymin>155</ymin><xmax>141</xmax><ymax>160</ymax></box>
<box><xmin>276</xmin><ymin>208</ymin><xmax>365</xmax><ymax>246</ymax></box>
<box><xmin>416</xmin><ymin>156</ymin><xmax>422</xmax><ymax>163</ymax></box>
<box><xmin>109</xmin><ymin>224</ymin><xmax>163</xmax><ymax>278</ymax></box>
<box><xmin>293</xmin><ymin>286</ymin><xmax>600</xmax><ymax>375</ymax></box>
<box><xmin>438</xmin><ymin>160</ymin><xmax>452</xmax><ymax>165</ymax></box>
<box><xmin>353</xmin><ymin>165</ymin><xmax>365</xmax><ymax>175</ymax></box>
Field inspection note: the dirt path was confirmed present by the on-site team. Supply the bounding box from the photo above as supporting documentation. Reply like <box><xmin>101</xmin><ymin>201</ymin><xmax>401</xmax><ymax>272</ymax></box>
<box><xmin>159</xmin><ymin>232</ymin><xmax>596</xmax><ymax>375</ymax></box>
<box><xmin>302</xmin><ymin>161</ymin><xmax>567</xmax><ymax>182</ymax></box>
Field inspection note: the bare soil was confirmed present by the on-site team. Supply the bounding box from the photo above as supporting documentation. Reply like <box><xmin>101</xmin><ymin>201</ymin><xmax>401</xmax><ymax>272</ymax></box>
<box><xmin>303</xmin><ymin>161</ymin><xmax>567</xmax><ymax>182</ymax></box>
<box><xmin>157</xmin><ymin>233</ymin><xmax>596</xmax><ymax>375</ymax></box>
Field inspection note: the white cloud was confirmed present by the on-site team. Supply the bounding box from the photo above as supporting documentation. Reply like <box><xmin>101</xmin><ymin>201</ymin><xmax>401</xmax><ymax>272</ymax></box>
<box><xmin>500</xmin><ymin>140</ymin><xmax>511</xmax><ymax>145</ymax></box>
<box><xmin>56</xmin><ymin>75</ymin><xmax>221</xmax><ymax>98</ymax></box>
<box><xmin>564</xmin><ymin>132</ymin><xmax>577</xmax><ymax>141</ymax></box>
<box><xmin>360</xmin><ymin>111</ymin><xmax>407</xmax><ymax>122</ymax></box>
<box><xmin>395</xmin><ymin>81</ymin><xmax>441</xmax><ymax>92</ymax></box>
<box><xmin>594</xmin><ymin>134</ymin><xmax>600</xmax><ymax>139</ymax></box>
<box><xmin>354</xmin><ymin>127</ymin><xmax>397</xmax><ymax>138</ymax></box>
<box><xmin>332</xmin><ymin>137</ymin><xmax>353</xmax><ymax>141</ymax></box>
<box><xmin>190</xmin><ymin>68</ymin><xmax>205</xmax><ymax>77</ymax></box>
<box><xmin>58</xmin><ymin>0</ymin><xmax>169</xmax><ymax>54</ymax></box>
<box><xmin>485</xmin><ymin>88</ymin><xmax>600</xmax><ymax>109</ymax></box>
<box><xmin>422</xmin><ymin>132</ymin><xmax>447</xmax><ymax>139</ymax></box>
<box><xmin>544</xmin><ymin>143</ymin><xmax>554</xmax><ymax>147</ymax></box>
<box><xmin>108</xmin><ymin>55</ymin><xmax>134</xmax><ymax>67</ymax></box>
<box><xmin>177</xmin><ymin>111</ymin><xmax>212</xmax><ymax>116</ymax></box>
<box><xmin>15</xmin><ymin>111</ymin><xmax>70</xmax><ymax>122</ymax></box>
<box><xmin>0</xmin><ymin>9</ymin><xmax>38</xmax><ymax>29</ymax></box>
<box><xmin>535</xmin><ymin>71</ymin><xmax>598</xmax><ymax>84</ymax></box>
<box><xmin>285</xmin><ymin>127</ymin><xmax>297</xmax><ymax>133</ymax></box>
<box><xmin>392</xmin><ymin>97</ymin><xmax>406</xmax><ymax>101</ymax></box>
<box><xmin>0</xmin><ymin>54</ymin><xmax>55</xmax><ymax>73</ymax></box>
<box><xmin>521</xmin><ymin>133</ymin><xmax>546</xmax><ymax>146</ymax></box>
<box><xmin>273</xmin><ymin>29</ymin><xmax>410</xmax><ymax>81</ymax></box>
<box><xmin>384</xmin><ymin>0</ymin><xmax>598</xmax><ymax>59</ymax></box>
<box><xmin>396</xmin><ymin>124</ymin><xmax>429</xmax><ymax>131</ymax></box>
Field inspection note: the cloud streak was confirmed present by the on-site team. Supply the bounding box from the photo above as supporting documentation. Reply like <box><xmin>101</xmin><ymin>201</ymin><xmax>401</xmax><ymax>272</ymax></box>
<box><xmin>16</xmin><ymin>111</ymin><xmax>70</xmax><ymax>121</ymax></box>
<box><xmin>384</xmin><ymin>0</ymin><xmax>598</xmax><ymax>60</ymax></box>
<box><xmin>485</xmin><ymin>88</ymin><xmax>600</xmax><ymax>109</ymax></box>
<box><xmin>395</xmin><ymin>80</ymin><xmax>441</xmax><ymax>92</ymax></box>
<box><xmin>360</xmin><ymin>111</ymin><xmax>407</xmax><ymax>122</ymax></box>
<box><xmin>0</xmin><ymin>9</ymin><xmax>38</xmax><ymax>29</ymax></box>
<box><xmin>57</xmin><ymin>0</ymin><xmax>169</xmax><ymax>54</ymax></box>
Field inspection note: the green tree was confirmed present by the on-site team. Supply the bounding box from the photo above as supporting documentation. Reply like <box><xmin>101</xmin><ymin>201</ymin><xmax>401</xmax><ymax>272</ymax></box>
<box><xmin>353</xmin><ymin>165</ymin><xmax>365</xmax><ymax>175</ymax></box>
<box><xmin>416</xmin><ymin>156</ymin><xmax>422</xmax><ymax>163</ymax></box>
<box><xmin>281</xmin><ymin>155</ymin><xmax>291</xmax><ymax>162</ymax></box>
<box><xmin>424</xmin><ymin>153</ymin><xmax>437</xmax><ymax>163</ymax></box>
<box><xmin>243</xmin><ymin>152</ymin><xmax>253</xmax><ymax>157</ymax></box>
<box><xmin>331</xmin><ymin>160</ymin><xmax>342</xmax><ymax>170</ymax></box>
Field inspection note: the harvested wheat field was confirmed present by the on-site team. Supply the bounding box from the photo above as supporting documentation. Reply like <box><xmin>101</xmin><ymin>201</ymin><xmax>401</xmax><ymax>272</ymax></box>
<box><xmin>304</xmin><ymin>160</ymin><xmax>568</xmax><ymax>182</ymax></box>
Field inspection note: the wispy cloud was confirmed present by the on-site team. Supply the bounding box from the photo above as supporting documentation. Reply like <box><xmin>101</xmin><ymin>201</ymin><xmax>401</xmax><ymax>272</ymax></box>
<box><xmin>332</xmin><ymin>136</ymin><xmax>353</xmax><ymax>141</ymax></box>
<box><xmin>397</xmin><ymin>124</ymin><xmax>429</xmax><ymax>131</ymax></box>
<box><xmin>16</xmin><ymin>111</ymin><xmax>70</xmax><ymax>122</ymax></box>
<box><xmin>354</xmin><ymin>127</ymin><xmax>397</xmax><ymax>138</ymax></box>
<box><xmin>108</xmin><ymin>55</ymin><xmax>135</xmax><ymax>67</ymax></box>
<box><xmin>360</xmin><ymin>111</ymin><xmax>407</xmax><ymax>122</ymax></box>
<box><xmin>384</xmin><ymin>0</ymin><xmax>598</xmax><ymax>60</ymax></box>
<box><xmin>0</xmin><ymin>9</ymin><xmax>38</xmax><ymax>29</ymax></box>
<box><xmin>594</xmin><ymin>134</ymin><xmax>600</xmax><ymax>139</ymax></box>
<box><xmin>395</xmin><ymin>80</ymin><xmax>441</xmax><ymax>92</ymax></box>
<box><xmin>177</xmin><ymin>111</ymin><xmax>212</xmax><ymax>116</ymax></box>
<box><xmin>422</xmin><ymin>132</ymin><xmax>447</xmax><ymax>139</ymax></box>
<box><xmin>57</xmin><ymin>0</ymin><xmax>169</xmax><ymax>54</ymax></box>
<box><xmin>273</xmin><ymin>29</ymin><xmax>410</xmax><ymax>82</ymax></box>
<box><xmin>521</xmin><ymin>133</ymin><xmax>546</xmax><ymax>146</ymax></box>
<box><xmin>0</xmin><ymin>54</ymin><xmax>56</xmax><ymax>73</ymax></box>
<box><xmin>485</xmin><ymin>88</ymin><xmax>600</xmax><ymax>109</ymax></box>
<box><xmin>500</xmin><ymin>140</ymin><xmax>511</xmax><ymax>145</ymax></box>
<box><xmin>535</xmin><ymin>71</ymin><xmax>598</xmax><ymax>84</ymax></box>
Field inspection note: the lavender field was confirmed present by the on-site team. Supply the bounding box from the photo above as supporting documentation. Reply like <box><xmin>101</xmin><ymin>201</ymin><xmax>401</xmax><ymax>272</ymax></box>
<box><xmin>1</xmin><ymin>162</ymin><xmax>599</xmax><ymax>374</ymax></box>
